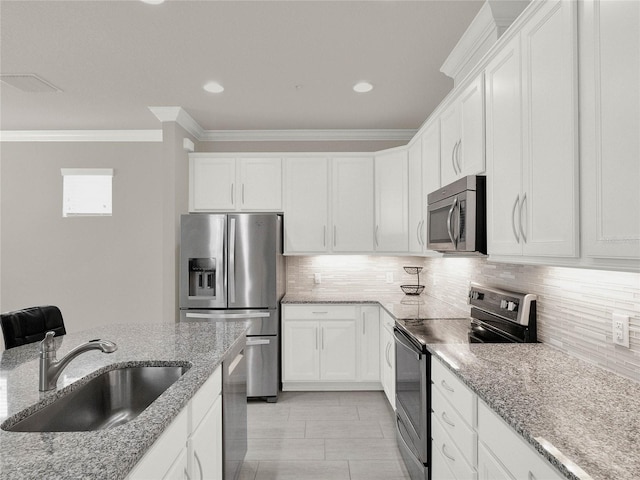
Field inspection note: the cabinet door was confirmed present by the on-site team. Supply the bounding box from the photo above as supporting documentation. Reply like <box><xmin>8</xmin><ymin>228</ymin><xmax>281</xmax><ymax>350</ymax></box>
<box><xmin>163</xmin><ymin>448</ymin><xmax>188</xmax><ymax>480</ymax></box>
<box><xmin>485</xmin><ymin>36</ymin><xmax>524</xmax><ymax>256</ymax></box>
<box><xmin>580</xmin><ymin>0</ymin><xmax>640</xmax><ymax>259</ymax></box>
<box><xmin>284</xmin><ymin>157</ymin><xmax>330</xmax><ymax>253</ymax></box>
<box><xmin>408</xmin><ymin>140</ymin><xmax>424</xmax><ymax>253</ymax></box>
<box><xmin>422</xmin><ymin>121</ymin><xmax>440</xmax><ymax>254</ymax></box>
<box><xmin>190</xmin><ymin>395</ymin><xmax>223</xmax><ymax>480</ymax></box>
<box><xmin>332</xmin><ymin>157</ymin><xmax>375</xmax><ymax>252</ymax></box>
<box><xmin>381</xmin><ymin>326</ymin><xmax>395</xmax><ymax>409</ymax></box>
<box><xmin>440</xmin><ymin>103</ymin><xmax>461</xmax><ymax>186</ymax></box>
<box><xmin>477</xmin><ymin>443</ymin><xmax>513</xmax><ymax>480</ymax></box>
<box><xmin>283</xmin><ymin>321</ymin><xmax>319</xmax><ymax>381</ymax></box>
<box><xmin>521</xmin><ymin>0</ymin><xmax>579</xmax><ymax>257</ymax></box>
<box><xmin>358</xmin><ymin>306</ymin><xmax>380</xmax><ymax>382</ymax></box>
<box><xmin>189</xmin><ymin>157</ymin><xmax>236</xmax><ymax>211</ymax></box>
<box><xmin>459</xmin><ymin>74</ymin><xmax>485</xmax><ymax>176</ymax></box>
<box><xmin>374</xmin><ymin>150</ymin><xmax>409</xmax><ymax>252</ymax></box>
<box><xmin>320</xmin><ymin>320</ymin><xmax>357</xmax><ymax>381</ymax></box>
<box><xmin>238</xmin><ymin>158</ymin><xmax>282</xmax><ymax>211</ymax></box>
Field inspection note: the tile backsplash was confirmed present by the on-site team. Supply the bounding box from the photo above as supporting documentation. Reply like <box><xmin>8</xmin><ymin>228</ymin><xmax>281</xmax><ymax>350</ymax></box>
<box><xmin>285</xmin><ymin>255</ymin><xmax>640</xmax><ymax>382</ymax></box>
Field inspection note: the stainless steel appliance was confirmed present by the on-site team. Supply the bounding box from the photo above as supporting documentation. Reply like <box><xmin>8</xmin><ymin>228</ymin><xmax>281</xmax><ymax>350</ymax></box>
<box><xmin>223</xmin><ymin>335</ymin><xmax>247</xmax><ymax>480</ymax></box>
<box><xmin>427</xmin><ymin>175</ymin><xmax>486</xmax><ymax>254</ymax></box>
<box><xmin>394</xmin><ymin>284</ymin><xmax>537</xmax><ymax>480</ymax></box>
<box><xmin>179</xmin><ymin>213</ymin><xmax>285</xmax><ymax>403</ymax></box>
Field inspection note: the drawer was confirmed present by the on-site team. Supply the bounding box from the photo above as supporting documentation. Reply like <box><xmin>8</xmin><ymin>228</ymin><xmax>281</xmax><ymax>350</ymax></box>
<box><xmin>432</xmin><ymin>357</ymin><xmax>477</xmax><ymax>427</ymax></box>
<box><xmin>477</xmin><ymin>400</ymin><xmax>564</xmax><ymax>480</ymax></box>
<box><xmin>432</xmin><ymin>413</ymin><xmax>478</xmax><ymax>480</ymax></box>
<box><xmin>284</xmin><ymin>304</ymin><xmax>357</xmax><ymax>320</ymax></box>
<box><xmin>432</xmin><ymin>386</ymin><xmax>477</xmax><ymax>466</ymax></box>
<box><xmin>191</xmin><ymin>365</ymin><xmax>222</xmax><ymax>432</ymax></box>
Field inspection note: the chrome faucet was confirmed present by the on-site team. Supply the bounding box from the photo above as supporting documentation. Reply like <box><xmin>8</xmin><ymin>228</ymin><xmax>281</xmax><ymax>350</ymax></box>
<box><xmin>39</xmin><ymin>331</ymin><xmax>117</xmax><ymax>391</ymax></box>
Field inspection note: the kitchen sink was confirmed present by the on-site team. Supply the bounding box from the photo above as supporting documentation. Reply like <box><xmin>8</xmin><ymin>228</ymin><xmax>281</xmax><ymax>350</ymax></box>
<box><xmin>3</xmin><ymin>365</ymin><xmax>188</xmax><ymax>432</ymax></box>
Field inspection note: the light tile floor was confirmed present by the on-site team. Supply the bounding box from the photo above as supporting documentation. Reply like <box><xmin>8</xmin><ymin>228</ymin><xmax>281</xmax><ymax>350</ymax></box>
<box><xmin>239</xmin><ymin>391</ymin><xmax>411</xmax><ymax>480</ymax></box>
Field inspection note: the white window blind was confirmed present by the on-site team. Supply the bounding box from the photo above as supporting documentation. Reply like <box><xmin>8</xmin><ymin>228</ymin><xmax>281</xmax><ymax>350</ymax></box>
<box><xmin>61</xmin><ymin>168</ymin><xmax>113</xmax><ymax>217</ymax></box>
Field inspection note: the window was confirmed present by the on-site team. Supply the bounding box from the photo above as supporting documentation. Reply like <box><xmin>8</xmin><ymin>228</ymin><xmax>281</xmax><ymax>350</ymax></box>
<box><xmin>61</xmin><ymin>168</ymin><xmax>113</xmax><ymax>217</ymax></box>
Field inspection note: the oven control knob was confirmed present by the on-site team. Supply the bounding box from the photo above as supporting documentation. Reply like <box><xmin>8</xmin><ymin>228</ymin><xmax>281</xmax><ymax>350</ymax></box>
<box><xmin>507</xmin><ymin>301</ymin><xmax>518</xmax><ymax>312</ymax></box>
<box><xmin>500</xmin><ymin>300</ymin><xmax>508</xmax><ymax>309</ymax></box>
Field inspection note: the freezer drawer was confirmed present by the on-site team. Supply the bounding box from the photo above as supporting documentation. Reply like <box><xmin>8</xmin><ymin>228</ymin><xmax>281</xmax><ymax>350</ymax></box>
<box><xmin>245</xmin><ymin>336</ymin><xmax>279</xmax><ymax>400</ymax></box>
<box><xmin>180</xmin><ymin>309</ymin><xmax>278</xmax><ymax>336</ymax></box>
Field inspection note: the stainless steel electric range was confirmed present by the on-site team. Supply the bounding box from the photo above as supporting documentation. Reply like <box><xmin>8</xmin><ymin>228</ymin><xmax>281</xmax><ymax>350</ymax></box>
<box><xmin>394</xmin><ymin>284</ymin><xmax>538</xmax><ymax>480</ymax></box>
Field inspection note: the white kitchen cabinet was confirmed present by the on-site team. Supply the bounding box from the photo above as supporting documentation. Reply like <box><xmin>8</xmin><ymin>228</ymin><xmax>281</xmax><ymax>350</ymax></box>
<box><xmin>408</xmin><ymin>139</ymin><xmax>425</xmax><ymax>254</ymax></box>
<box><xmin>332</xmin><ymin>156</ymin><xmax>375</xmax><ymax>252</ymax></box>
<box><xmin>282</xmin><ymin>304</ymin><xmax>381</xmax><ymax>390</ymax></box>
<box><xmin>477</xmin><ymin>443</ymin><xmax>512</xmax><ymax>480</ymax></box>
<box><xmin>358</xmin><ymin>306</ymin><xmax>380</xmax><ymax>382</ymax></box>
<box><xmin>477</xmin><ymin>401</ymin><xmax>564</xmax><ymax>480</ymax></box>
<box><xmin>189</xmin><ymin>395</ymin><xmax>223</xmax><ymax>480</ymax></box>
<box><xmin>283</xmin><ymin>157</ymin><xmax>330</xmax><ymax>254</ymax></box>
<box><xmin>580</xmin><ymin>0</ymin><xmax>640</xmax><ymax>260</ymax></box>
<box><xmin>374</xmin><ymin>149</ymin><xmax>409</xmax><ymax>252</ymax></box>
<box><xmin>487</xmin><ymin>0</ymin><xmax>578</xmax><ymax>259</ymax></box>
<box><xmin>440</xmin><ymin>75</ymin><xmax>485</xmax><ymax>186</ymax></box>
<box><xmin>379</xmin><ymin>309</ymin><xmax>395</xmax><ymax>409</ymax></box>
<box><xmin>163</xmin><ymin>448</ymin><xmax>188</xmax><ymax>480</ymax></box>
<box><xmin>189</xmin><ymin>155</ymin><xmax>282</xmax><ymax>212</ymax></box>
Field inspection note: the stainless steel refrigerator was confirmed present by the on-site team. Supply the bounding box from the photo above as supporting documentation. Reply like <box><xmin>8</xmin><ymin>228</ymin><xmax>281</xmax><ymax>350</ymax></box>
<box><xmin>179</xmin><ymin>213</ymin><xmax>284</xmax><ymax>403</ymax></box>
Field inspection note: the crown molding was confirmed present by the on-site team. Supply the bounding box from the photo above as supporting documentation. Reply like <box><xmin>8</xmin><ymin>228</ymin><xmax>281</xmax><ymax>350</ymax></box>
<box><xmin>148</xmin><ymin>106</ymin><xmax>204</xmax><ymax>139</ymax></box>
<box><xmin>199</xmin><ymin>128</ymin><xmax>417</xmax><ymax>142</ymax></box>
<box><xmin>0</xmin><ymin>130</ymin><xmax>162</xmax><ymax>142</ymax></box>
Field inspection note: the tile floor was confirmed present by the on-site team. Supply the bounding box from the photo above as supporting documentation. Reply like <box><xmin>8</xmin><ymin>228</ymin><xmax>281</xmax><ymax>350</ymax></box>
<box><xmin>239</xmin><ymin>391</ymin><xmax>411</xmax><ymax>480</ymax></box>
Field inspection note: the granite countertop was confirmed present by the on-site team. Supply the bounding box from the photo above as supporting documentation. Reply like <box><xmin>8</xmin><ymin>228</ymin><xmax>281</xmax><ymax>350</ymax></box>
<box><xmin>282</xmin><ymin>292</ymin><xmax>471</xmax><ymax>321</ymax></box>
<box><xmin>429</xmin><ymin>343</ymin><xmax>640</xmax><ymax>480</ymax></box>
<box><xmin>0</xmin><ymin>322</ymin><xmax>247</xmax><ymax>480</ymax></box>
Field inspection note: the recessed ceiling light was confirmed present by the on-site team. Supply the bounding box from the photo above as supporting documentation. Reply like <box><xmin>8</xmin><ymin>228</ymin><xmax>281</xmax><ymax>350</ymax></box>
<box><xmin>353</xmin><ymin>82</ymin><xmax>373</xmax><ymax>93</ymax></box>
<box><xmin>141</xmin><ymin>0</ymin><xmax>165</xmax><ymax>4</ymax></box>
<box><xmin>203</xmin><ymin>81</ymin><xmax>224</xmax><ymax>93</ymax></box>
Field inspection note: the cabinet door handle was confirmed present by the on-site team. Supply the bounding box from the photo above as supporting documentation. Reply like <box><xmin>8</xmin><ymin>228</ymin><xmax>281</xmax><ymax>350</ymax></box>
<box><xmin>416</xmin><ymin>221</ymin><xmax>422</xmax><ymax>246</ymax></box>
<box><xmin>315</xmin><ymin>327</ymin><xmax>318</xmax><ymax>350</ymax></box>
<box><xmin>321</xmin><ymin>327</ymin><xmax>324</xmax><ymax>350</ymax></box>
<box><xmin>519</xmin><ymin>192</ymin><xmax>527</xmax><ymax>243</ymax></box>
<box><xmin>442</xmin><ymin>444</ymin><xmax>456</xmax><ymax>462</ymax></box>
<box><xmin>440</xmin><ymin>379</ymin><xmax>455</xmax><ymax>393</ymax></box>
<box><xmin>323</xmin><ymin>225</ymin><xmax>326</xmax><ymax>247</ymax></box>
<box><xmin>312</xmin><ymin>311</ymin><xmax>328</xmax><ymax>314</ymax></box>
<box><xmin>194</xmin><ymin>451</ymin><xmax>204</xmax><ymax>480</ymax></box>
<box><xmin>528</xmin><ymin>472</ymin><xmax>538</xmax><ymax>480</ymax></box>
<box><xmin>184</xmin><ymin>467</ymin><xmax>191</xmax><ymax>480</ymax></box>
<box><xmin>511</xmin><ymin>194</ymin><xmax>520</xmax><ymax>243</ymax></box>
<box><xmin>242</xmin><ymin>183</ymin><xmax>245</xmax><ymax>205</ymax></box>
<box><xmin>420</xmin><ymin>219</ymin><xmax>426</xmax><ymax>246</ymax></box>
<box><xmin>231</xmin><ymin>183</ymin><xmax>234</xmax><ymax>205</ymax></box>
<box><xmin>386</xmin><ymin>342</ymin><xmax>392</xmax><ymax>367</ymax></box>
<box><xmin>451</xmin><ymin>141</ymin><xmax>458</xmax><ymax>175</ymax></box>
<box><xmin>441</xmin><ymin>411</ymin><xmax>455</xmax><ymax>427</ymax></box>
<box><xmin>375</xmin><ymin>225</ymin><xmax>379</xmax><ymax>247</ymax></box>
<box><xmin>362</xmin><ymin>312</ymin><xmax>366</xmax><ymax>335</ymax></box>
<box><xmin>333</xmin><ymin>225</ymin><xmax>337</xmax><ymax>248</ymax></box>
<box><xmin>455</xmin><ymin>139</ymin><xmax>462</xmax><ymax>174</ymax></box>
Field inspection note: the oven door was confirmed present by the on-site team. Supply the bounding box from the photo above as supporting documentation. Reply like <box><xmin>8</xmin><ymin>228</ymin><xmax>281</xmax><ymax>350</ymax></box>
<box><xmin>394</xmin><ymin>328</ymin><xmax>429</xmax><ymax>467</ymax></box>
<box><xmin>427</xmin><ymin>190</ymin><xmax>476</xmax><ymax>252</ymax></box>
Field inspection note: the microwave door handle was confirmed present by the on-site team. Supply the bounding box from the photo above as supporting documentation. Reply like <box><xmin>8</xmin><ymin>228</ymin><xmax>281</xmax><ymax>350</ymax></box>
<box><xmin>229</xmin><ymin>217</ymin><xmax>236</xmax><ymax>304</ymax></box>
<box><xmin>446</xmin><ymin>197</ymin><xmax>457</xmax><ymax>247</ymax></box>
<box><xmin>455</xmin><ymin>198</ymin><xmax>461</xmax><ymax>247</ymax></box>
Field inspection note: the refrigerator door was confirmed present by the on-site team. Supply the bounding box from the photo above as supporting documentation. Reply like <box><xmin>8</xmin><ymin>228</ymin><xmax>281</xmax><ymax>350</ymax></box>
<box><xmin>179</xmin><ymin>214</ymin><xmax>227</xmax><ymax>309</ymax></box>
<box><xmin>228</xmin><ymin>214</ymin><xmax>279</xmax><ymax>309</ymax></box>
<box><xmin>245</xmin><ymin>336</ymin><xmax>279</xmax><ymax>399</ymax></box>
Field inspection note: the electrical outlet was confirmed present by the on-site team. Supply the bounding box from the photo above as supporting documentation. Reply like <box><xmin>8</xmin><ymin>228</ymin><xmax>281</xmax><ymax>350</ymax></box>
<box><xmin>386</xmin><ymin>272</ymin><xmax>393</xmax><ymax>284</ymax></box>
<box><xmin>612</xmin><ymin>313</ymin><xmax>630</xmax><ymax>348</ymax></box>
<box><xmin>314</xmin><ymin>273</ymin><xmax>322</xmax><ymax>284</ymax></box>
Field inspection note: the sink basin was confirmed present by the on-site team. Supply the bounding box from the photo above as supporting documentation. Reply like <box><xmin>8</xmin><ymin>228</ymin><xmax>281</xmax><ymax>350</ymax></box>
<box><xmin>4</xmin><ymin>365</ymin><xmax>187</xmax><ymax>432</ymax></box>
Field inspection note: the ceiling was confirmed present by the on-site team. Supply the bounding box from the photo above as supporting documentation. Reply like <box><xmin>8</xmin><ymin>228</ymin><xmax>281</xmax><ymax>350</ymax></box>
<box><xmin>0</xmin><ymin>0</ymin><xmax>483</xmax><ymax>133</ymax></box>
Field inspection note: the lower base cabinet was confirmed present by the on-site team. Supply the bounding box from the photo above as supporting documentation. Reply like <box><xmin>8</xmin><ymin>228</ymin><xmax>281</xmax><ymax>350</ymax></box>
<box><xmin>380</xmin><ymin>310</ymin><xmax>395</xmax><ymax>409</ymax></box>
<box><xmin>128</xmin><ymin>366</ymin><xmax>222</xmax><ymax>480</ymax></box>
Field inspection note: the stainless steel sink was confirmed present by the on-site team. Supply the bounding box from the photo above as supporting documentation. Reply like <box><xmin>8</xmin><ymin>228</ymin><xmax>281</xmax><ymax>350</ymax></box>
<box><xmin>4</xmin><ymin>365</ymin><xmax>188</xmax><ymax>432</ymax></box>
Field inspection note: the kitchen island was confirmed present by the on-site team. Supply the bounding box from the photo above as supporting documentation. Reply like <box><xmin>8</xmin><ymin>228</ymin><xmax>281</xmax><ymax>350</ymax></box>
<box><xmin>0</xmin><ymin>321</ymin><xmax>246</xmax><ymax>480</ymax></box>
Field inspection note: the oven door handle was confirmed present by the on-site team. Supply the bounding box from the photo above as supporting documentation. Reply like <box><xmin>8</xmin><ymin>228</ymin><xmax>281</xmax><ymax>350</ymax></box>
<box><xmin>394</xmin><ymin>329</ymin><xmax>422</xmax><ymax>361</ymax></box>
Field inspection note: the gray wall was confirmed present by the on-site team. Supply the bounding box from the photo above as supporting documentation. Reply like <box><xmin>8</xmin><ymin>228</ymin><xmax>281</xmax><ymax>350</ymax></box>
<box><xmin>0</xmin><ymin>141</ymin><xmax>164</xmax><ymax>347</ymax></box>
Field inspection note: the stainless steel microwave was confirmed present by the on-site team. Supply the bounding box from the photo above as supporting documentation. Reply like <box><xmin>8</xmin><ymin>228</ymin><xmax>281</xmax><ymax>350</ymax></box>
<box><xmin>427</xmin><ymin>175</ymin><xmax>486</xmax><ymax>254</ymax></box>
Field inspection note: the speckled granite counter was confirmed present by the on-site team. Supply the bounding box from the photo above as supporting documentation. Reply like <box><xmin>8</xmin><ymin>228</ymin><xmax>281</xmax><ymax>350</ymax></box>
<box><xmin>429</xmin><ymin>343</ymin><xmax>640</xmax><ymax>480</ymax></box>
<box><xmin>0</xmin><ymin>322</ymin><xmax>246</xmax><ymax>480</ymax></box>
<box><xmin>282</xmin><ymin>292</ymin><xmax>470</xmax><ymax>321</ymax></box>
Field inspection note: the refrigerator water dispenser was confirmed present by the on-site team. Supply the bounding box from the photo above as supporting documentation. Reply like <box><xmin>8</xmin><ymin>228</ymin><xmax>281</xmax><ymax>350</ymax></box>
<box><xmin>188</xmin><ymin>258</ymin><xmax>216</xmax><ymax>298</ymax></box>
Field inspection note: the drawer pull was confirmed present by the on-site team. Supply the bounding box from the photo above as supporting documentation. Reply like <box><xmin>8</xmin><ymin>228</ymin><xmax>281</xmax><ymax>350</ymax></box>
<box><xmin>312</xmin><ymin>311</ymin><xmax>328</xmax><ymax>314</ymax></box>
<box><xmin>442</xmin><ymin>444</ymin><xmax>456</xmax><ymax>462</ymax></box>
<box><xmin>441</xmin><ymin>411</ymin><xmax>455</xmax><ymax>428</ymax></box>
<box><xmin>441</xmin><ymin>379</ymin><xmax>455</xmax><ymax>393</ymax></box>
<box><xmin>528</xmin><ymin>473</ymin><xmax>537</xmax><ymax>480</ymax></box>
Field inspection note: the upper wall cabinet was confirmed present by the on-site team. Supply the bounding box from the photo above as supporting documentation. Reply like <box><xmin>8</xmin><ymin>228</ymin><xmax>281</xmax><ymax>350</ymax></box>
<box><xmin>189</xmin><ymin>155</ymin><xmax>282</xmax><ymax>212</ymax></box>
<box><xmin>283</xmin><ymin>157</ymin><xmax>330</xmax><ymax>254</ymax></box>
<box><xmin>580</xmin><ymin>0</ymin><xmax>640</xmax><ymax>260</ymax></box>
<box><xmin>374</xmin><ymin>149</ymin><xmax>409</xmax><ymax>253</ymax></box>
<box><xmin>486</xmin><ymin>0</ymin><xmax>579</xmax><ymax>259</ymax></box>
<box><xmin>440</xmin><ymin>75</ymin><xmax>485</xmax><ymax>186</ymax></box>
<box><xmin>408</xmin><ymin>138</ymin><xmax>424</xmax><ymax>254</ymax></box>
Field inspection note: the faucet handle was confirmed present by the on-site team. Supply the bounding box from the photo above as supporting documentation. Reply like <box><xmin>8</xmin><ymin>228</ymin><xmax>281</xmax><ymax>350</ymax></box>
<box><xmin>40</xmin><ymin>331</ymin><xmax>56</xmax><ymax>355</ymax></box>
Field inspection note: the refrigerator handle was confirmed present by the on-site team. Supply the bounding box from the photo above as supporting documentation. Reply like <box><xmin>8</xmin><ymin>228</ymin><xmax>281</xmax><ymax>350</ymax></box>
<box><xmin>184</xmin><ymin>312</ymin><xmax>270</xmax><ymax>319</ymax></box>
<box><xmin>229</xmin><ymin>217</ymin><xmax>236</xmax><ymax>304</ymax></box>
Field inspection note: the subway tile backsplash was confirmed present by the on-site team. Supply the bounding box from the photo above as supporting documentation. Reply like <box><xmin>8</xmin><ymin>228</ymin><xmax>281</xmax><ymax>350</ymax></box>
<box><xmin>285</xmin><ymin>256</ymin><xmax>640</xmax><ymax>382</ymax></box>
